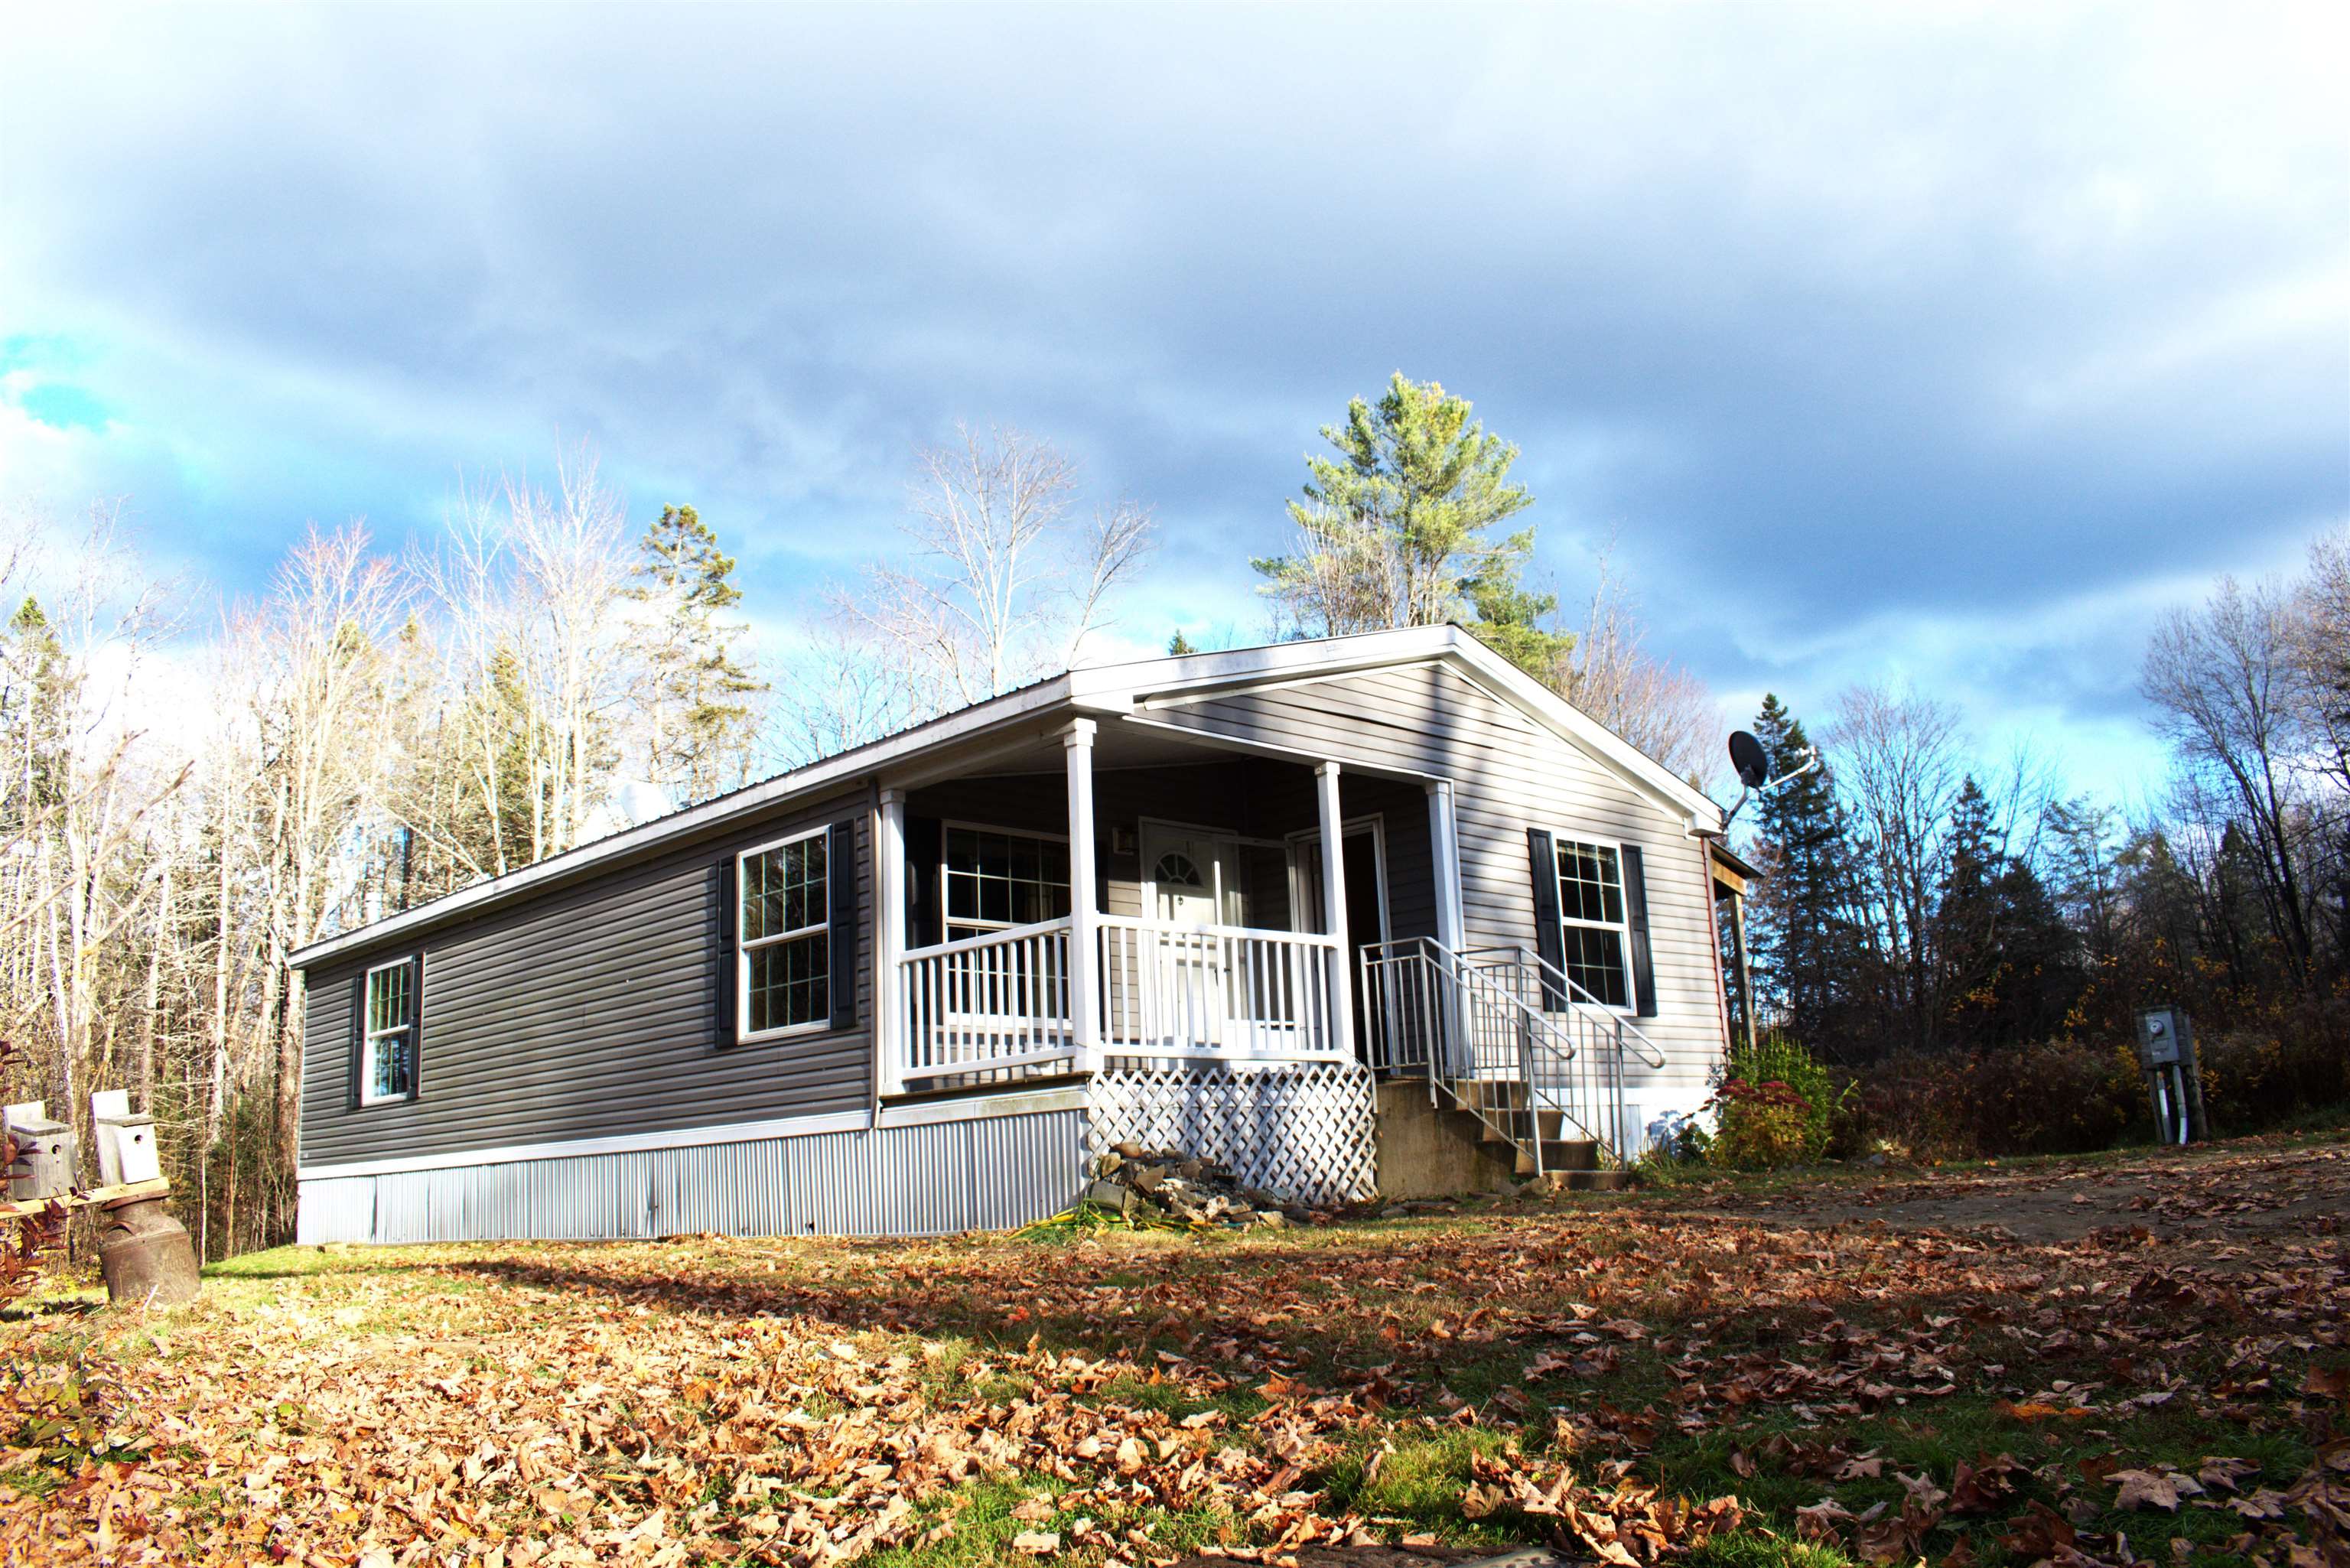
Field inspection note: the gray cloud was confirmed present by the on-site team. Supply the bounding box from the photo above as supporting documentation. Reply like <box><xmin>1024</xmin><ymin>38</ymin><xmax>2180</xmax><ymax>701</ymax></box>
<box><xmin>2</xmin><ymin>3</ymin><xmax>2342</xmax><ymax>788</ymax></box>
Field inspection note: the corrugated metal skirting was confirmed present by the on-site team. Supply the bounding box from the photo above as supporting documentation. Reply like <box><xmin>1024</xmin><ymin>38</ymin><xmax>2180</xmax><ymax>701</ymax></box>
<box><xmin>296</xmin><ymin>1108</ymin><xmax>1086</xmax><ymax>1245</ymax></box>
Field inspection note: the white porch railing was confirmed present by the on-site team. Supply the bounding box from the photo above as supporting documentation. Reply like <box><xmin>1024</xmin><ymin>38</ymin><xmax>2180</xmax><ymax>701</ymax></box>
<box><xmin>1096</xmin><ymin>915</ymin><xmax>1345</xmax><ymax>1061</ymax></box>
<box><xmin>898</xmin><ymin>918</ymin><xmax>1076</xmax><ymax>1082</ymax></box>
<box><xmin>895</xmin><ymin>916</ymin><xmax>1346</xmax><ymax>1086</ymax></box>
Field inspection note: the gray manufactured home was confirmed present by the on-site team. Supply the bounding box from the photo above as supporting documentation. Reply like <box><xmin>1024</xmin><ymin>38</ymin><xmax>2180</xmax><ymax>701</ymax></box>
<box><xmin>291</xmin><ymin>626</ymin><xmax>1756</xmax><ymax>1244</ymax></box>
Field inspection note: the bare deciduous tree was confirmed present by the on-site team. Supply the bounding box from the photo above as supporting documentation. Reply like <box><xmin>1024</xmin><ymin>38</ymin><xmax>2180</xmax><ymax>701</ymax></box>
<box><xmin>2140</xmin><ymin>574</ymin><xmax>2319</xmax><ymax>985</ymax></box>
<box><xmin>412</xmin><ymin>447</ymin><xmax>634</xmax><ymax>874</ymax></box>
<box><xmin>1557</xmin><ymin>545</ymin><xmax>1723</xmax><ymax>785</ymax></box>
<box><xmin>1826</xmin><ymin>682</ymin><xmax>1968</xmax><ymax>1046</ymax></box>
<box><xmin>230</xmin><ymin>522</ymin><xmax>408</xmax><ymax>1172</ymax></box>
<box><xmin>832</xmin><ymin>425</ymin><xmax>1154</xmax><ymax>714</ymax></box>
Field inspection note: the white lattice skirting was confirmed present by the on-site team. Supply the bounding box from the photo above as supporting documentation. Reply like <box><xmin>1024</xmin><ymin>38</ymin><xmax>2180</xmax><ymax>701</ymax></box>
<box><xmin>1087</xmin><ymin>1062</ymin><xmax>1378</xmax><ymax>1207</ymax></box>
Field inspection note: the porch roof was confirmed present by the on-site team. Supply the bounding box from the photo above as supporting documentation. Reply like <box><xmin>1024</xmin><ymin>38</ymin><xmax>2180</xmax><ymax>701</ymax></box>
<box><xmin>292</xmin><ymin>624</ymin><xmax>1726</xmax><ymax>969</ymax></box>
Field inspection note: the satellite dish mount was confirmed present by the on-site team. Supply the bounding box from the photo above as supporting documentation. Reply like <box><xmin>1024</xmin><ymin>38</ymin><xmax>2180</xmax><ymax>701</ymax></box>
<box><xmin>1721</xmin><ymin>730</ymin><xmax>1819</xmax><ymax>827</ymax></box>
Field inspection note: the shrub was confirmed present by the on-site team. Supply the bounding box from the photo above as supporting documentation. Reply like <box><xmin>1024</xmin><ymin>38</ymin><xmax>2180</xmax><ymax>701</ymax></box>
<box><xmin>1971</xmin><ymin>1038</ymin><xmax>2142</xmax><ymax>1155</ymax></box>
<box><xmin>2196</xmin><ymin>1000</ymin><xmax>2348</xmax><ymax>1134</ymax></box>
<box><xmin>1707</xmin><ymin>1078</ymin><xmax>1815</xmax><ymax>1168</ymax></box>
<box><xmin>1708</xmin><ymin>1035</ymin><xmax>1843</xmax><ymax>1168</ymax></box>
<box><xmin>1843</xmin><ymin>1040</ymin><xmax>2137</xmax><ymax>1160</ymax></box>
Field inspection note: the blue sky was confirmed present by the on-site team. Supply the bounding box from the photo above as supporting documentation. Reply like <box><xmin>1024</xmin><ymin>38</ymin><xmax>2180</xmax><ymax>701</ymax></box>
<box><xmin>2</xmin><ymin>4</ymin><xmax>2343</xmax><ymax>802</ymax></box>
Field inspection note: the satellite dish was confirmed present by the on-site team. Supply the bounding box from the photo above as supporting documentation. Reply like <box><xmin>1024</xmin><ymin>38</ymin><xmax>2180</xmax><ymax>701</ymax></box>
<box><xmin>1728</xmin><ymin>730</ymin><xmax>1770</xmax><ymax>790</ymax></box>
<box><xmin>1720</xmin><ymin>729</ymin><xmax>1821</xmax><ymax>827</ymax></box>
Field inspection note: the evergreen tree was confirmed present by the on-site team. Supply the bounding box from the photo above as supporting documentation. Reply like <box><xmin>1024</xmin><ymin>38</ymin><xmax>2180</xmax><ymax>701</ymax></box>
<box><xmin>1167</xmin><ymin>629</ymin><xmax>1197</xmax><ymax>656</ymax></box>
<box><xmin>2</xmin><ymin>597</ymin><xmax>73</xmax><ymax>819</ymax></box>
<box><xmin>1744</xmin><ymin>693</ymin><xmax>1863</xmax><ymax>1052</ymax></box>
<box><xmin>1463</xmin><ymin>561</ymin><xmax>1575</xmax><ymax>683</ymax></box>
<box><xmin>630</xmin><ymin>505</ymin><xmax>765</xmax><ymax>806</ymax></box>
<box><xmin>1981</xmin><ymin>856</ymin><xmax>2079</xmax><ymax>1043</ymax></box>
<box><xmin>1934</xmin><ymin>776</ymin><xmax>2002</xmax><ymax>1044</ymax></box>
<box><xmin>1256</xmin><ymin>374</ymin><xmax>1568</xmax><ymax>676</ymax></box>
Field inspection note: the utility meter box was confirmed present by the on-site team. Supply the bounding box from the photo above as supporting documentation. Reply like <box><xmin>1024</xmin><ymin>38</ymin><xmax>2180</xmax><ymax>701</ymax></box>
<box><xmin>2136</xmin><ymin>1007</ymin><xmax>2194</xmax><ymax>1069</ymax></box>
<box><xmin>4</xmin><ymin>1104</ymin><xmax>78</xmax><ymax>1202</ymax></box>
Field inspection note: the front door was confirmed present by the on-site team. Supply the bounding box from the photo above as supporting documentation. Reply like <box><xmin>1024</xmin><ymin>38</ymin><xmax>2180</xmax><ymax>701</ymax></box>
<box><xmin>1138</xmin><ymin>825</ymin><xmax>1253</xmax><ymax>1048</ymax></box>
<box><xmin>1143</xmin><ymin>826</ymin><xmax>1242</xmax><ymax>928</ymax></box>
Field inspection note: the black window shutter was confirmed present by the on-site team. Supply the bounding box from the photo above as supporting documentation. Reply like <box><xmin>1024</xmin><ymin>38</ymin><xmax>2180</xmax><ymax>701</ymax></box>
<box><xmin>408</xmin><ymin>953</ymin><xmax>426</xmax><ymax>1100</ymax></box>
<box><xmin>906</xmin><ymin>815</ymin><xmax>943</xmax><ymax>950</ymax></box>
<box><xmin>347</xmin><ymin>972</ymin><xmax>366</xmax><ymax>1111</ymax></box>
<box><xmin>828</xmin><ymin>819</ymin><xmax>858</xmax><ymax>1031</ymax></box>
<box><xmin>1621</xmin><ymin>844</ymin><xmax>1658</xmax><ymax>1017</ymax></box>
<box><xmin>1525</xmin><ymin>828</ymin><xmax>1567</xmax><ymax>1010</ymax></box>
<box><xmin>714</xmin><ymin>853</ymin><xmax>738</xmax><ymax>1049</ymax></box>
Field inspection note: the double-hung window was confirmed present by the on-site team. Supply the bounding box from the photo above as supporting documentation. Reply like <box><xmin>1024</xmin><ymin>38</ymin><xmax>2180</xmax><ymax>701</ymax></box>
<box><xmin>1551</xmin><ymin>838</ymin><xmax>1633</xmax><ymax>1008</ymax></box>
<box><xmin>360</xmin><ymin>958</ymin><xmax>418</xmax><ymax>1104</ymax></box>
<box><xmin>942</xmin><ymin>825</ymin><xmax>1070</xmax><ymax>942</ymax></box>
<box><xmin>739</xmin><ymin>828</ymin><xmax>830</xmax><ymax>1037</ymax></box>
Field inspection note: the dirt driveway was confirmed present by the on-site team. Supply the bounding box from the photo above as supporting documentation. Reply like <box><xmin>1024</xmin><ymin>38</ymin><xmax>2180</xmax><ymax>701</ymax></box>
<box><xmin>1691</xmin><ymin>1138</ymin><xmax>2349</xmax><ymax>1249</ymax></box>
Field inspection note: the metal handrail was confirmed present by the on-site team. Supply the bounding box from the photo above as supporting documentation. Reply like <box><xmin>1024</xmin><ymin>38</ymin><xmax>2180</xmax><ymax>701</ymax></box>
<box><xmin>1359</xmin><ymin>935</ymin><xmax>1645</xmax><ymax>1168</ymax></box>
<box><xmin>1457</xmin><ymin>944</ymin><xmax>1669</xmax><ymax>1069</ymax></box>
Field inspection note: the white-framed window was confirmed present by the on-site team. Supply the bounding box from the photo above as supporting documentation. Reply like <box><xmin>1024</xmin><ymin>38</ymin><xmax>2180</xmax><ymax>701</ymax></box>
<box><xmin>1551</xmin><ymin>837</ymin><xmax>1633</xmax><ymax>1009</ymax></box>
<box><xmin>738</xmin><ymin>827</ymin><xmax>830</xmax><ymax>1039</ymax></box>
<box><xmin>360</xmin><ymin>958</ymin><xmax>418</xmax><ymax>1104</ymax></box>
<box><xmin>942</xmin><ymin>823</ymin><xmax>1069</xmax><ymax>942</ymax></box>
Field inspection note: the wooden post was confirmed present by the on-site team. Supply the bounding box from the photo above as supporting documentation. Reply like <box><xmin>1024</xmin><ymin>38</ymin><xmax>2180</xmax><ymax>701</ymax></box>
<box><xmin>1729</xmin><ymin>889</ymin><xmax>1756</xmax><ymax>1052</ymax></box>
<box><xmin>1064</xmin><ymin>721</ymin><xmax>1100</xmax><ymax>1072</ymax></box>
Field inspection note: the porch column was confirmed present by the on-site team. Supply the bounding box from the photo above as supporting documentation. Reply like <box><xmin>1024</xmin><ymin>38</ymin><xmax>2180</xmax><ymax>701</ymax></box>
<box><xmin>1064</xmin><ymin>720</ymin><xmax>1101</xmax><ymax>1072</ymax></box>
<box><xmin>1315</xmin><ymin>761</ymin><xmax>1355</xmax><ymax>1052</ymax></box>
<box><xmin>1426</xmin><ymin>780</ymin><xmax>1465</xmax><ymax>954</ymax></box>
<box><xmin>877</xmin><ymin>788</ymin><xmax>907</xmax><ymax>1097</ymax></box>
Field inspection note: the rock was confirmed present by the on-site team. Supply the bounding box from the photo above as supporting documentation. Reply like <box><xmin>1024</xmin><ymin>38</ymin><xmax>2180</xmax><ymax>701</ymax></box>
<box><xmin>1082</xmin><ymin>1143</ymin><xmax>1337</xmax><ymax>1233</ymax></box>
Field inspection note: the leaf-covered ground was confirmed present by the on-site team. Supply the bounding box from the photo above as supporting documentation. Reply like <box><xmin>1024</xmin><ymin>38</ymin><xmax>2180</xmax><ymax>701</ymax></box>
<box><xmin>3</xmin><ymin>1131</ymin><xmax>2345</xmax><ymax>1567</ymax></box>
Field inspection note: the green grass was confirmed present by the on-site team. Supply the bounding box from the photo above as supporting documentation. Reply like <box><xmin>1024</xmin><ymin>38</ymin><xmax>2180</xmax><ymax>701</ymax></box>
<box><xmin>5</xmin><ymin>1127</ymin><xmax>2341</xmax><ymax>1566</ymax></box>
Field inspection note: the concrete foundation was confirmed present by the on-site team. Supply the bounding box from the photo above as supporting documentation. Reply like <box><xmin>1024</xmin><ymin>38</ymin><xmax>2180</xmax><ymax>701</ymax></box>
<box><xmin>1372</xmin><ymin>1079</ymin><xmax>1520</xmax><ymax>1199</ymax></box>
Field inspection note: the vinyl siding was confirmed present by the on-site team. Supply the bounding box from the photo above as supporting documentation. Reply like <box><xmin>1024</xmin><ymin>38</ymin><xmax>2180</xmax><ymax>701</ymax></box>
<box><xmin>301</xmin><ymin>792</ymin><xmax>874</xmax><ymax>1170</ymax></box>
<box><xmin>1147</xmin><ymin>663</ymin><xmax>1730</xmax><ymax>1116</ymax></box>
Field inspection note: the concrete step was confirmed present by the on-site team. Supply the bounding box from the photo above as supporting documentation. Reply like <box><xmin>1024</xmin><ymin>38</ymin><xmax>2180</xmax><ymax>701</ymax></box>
<box><xmin>1512</xmin><ymin>1139</ymin><xmax>1602</xmax><ymax>1176</ymax></box>
<box><xmin>1473</xmin><ymin>1108</ymin><xmax>1566</xmax><ymax>1143</ymax></box>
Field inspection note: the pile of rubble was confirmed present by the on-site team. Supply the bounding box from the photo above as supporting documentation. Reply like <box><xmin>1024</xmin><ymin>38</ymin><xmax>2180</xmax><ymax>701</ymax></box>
<box><xmin>1079</xmin><ymin>1142</ymin><xmax>1325</xmax><ymax>1229</ymax></box>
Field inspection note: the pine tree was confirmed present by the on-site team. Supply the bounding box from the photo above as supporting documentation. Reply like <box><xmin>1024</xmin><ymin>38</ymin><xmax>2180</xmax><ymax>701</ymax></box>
<box><xmin>1463</xmin><ymin>561</ymin><xmax>1575</xmax><ymax>683</ymax></box>
<box><xmin>1167</xmin><ymin>630</ymin><xmax>1197</xmax><ymax>656</ymax></box>
<box><xmin>1935</xmin><ymin>777</ymin><xmax>2082</xmax><ymax>1048</ymax></box>
<box><xmin>1255</xmin><ymin>374</ymin><xmax>1567</xmax><ymax>675</ymax></box>
<box><xmin>630</xmin><ymin>505</ymin><xmax>765</xmax><ymax>807</ymax></box>
<box><xmin>2</xmin><ymin>597</ymin><xmax>73</xmax><ymax>818</ymax></box>
<box><xmin>1745</xmin><ymin>694</ymin><xmax>1863</xmax><ymax>1053</ymax></box>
